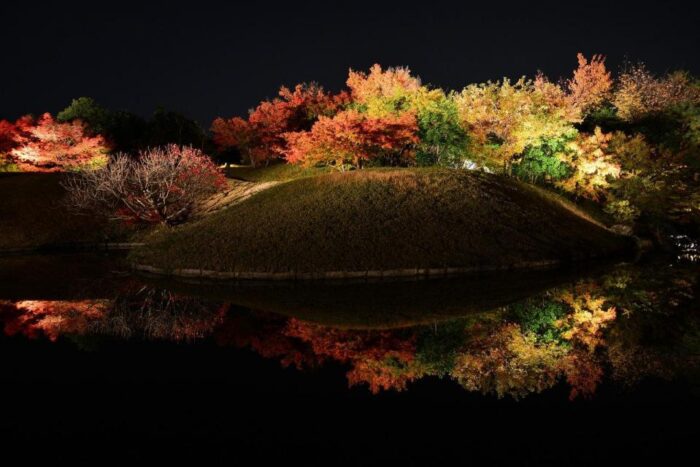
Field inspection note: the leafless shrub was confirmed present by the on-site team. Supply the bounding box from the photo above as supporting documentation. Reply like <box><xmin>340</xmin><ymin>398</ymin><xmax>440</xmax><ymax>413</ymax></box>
<box><xmin>63</xmin><ymin>145</ymin><xmax>226</xmax><ymax>226</ymax></box>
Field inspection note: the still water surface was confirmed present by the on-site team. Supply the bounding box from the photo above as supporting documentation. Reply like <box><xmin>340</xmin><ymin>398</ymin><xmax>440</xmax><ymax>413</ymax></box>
<box><xmin>1</xmin><ymin>251</ymin><xmax>698</xmax><ymax>463</ymax></box>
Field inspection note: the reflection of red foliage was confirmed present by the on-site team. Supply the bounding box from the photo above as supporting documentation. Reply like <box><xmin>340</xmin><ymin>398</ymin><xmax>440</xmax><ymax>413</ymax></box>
<box><xmin>0</xmin><ymin>300</ymin><xmax>108</xmax><ymax>341</ymax></box>
<box><xmin>285</xmin><ymin>319</ymin><xmax>415</xmax><ymax>362</ymax></box>
<box><xmin>214</xmin><ymin>311</ymin><xmax>323</xmax><ymax>369</ymax></box>
<box><xmin>563</xmin><ymin>351</ymin><xmax>604</xmax><ymax>400</ymax></box>
<box><xmin>346</xmin><ymin>359</ymin><xmax>422</xmax><ymax>394</ymax></box>
<box><xmin>284</xmin><ymin>319</ymin><xmax>419</xmax><ymax>392</ymax></box>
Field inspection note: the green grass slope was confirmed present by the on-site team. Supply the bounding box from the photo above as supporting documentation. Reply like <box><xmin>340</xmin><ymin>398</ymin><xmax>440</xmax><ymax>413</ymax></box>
<box><xmin>225</xmin><ymin>162</ymin><xmax>329</xmax><ymax>182</ymax></box>
<box><xmin>131</xmin><ymin>168</ymin><xmax>633</xmax><ymax>276</ymax></box>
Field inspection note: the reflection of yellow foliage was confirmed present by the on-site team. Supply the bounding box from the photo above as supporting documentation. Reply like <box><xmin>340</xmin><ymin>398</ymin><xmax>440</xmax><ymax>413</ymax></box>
<box><xmin>452</xmin><ymin>324</ymin><xmax>565</xmax><ymax>399</ymax></box>
<box><xmin>451</xmin><ymin>282</ymin><xmax>617</xmax><ymax>399</ymax></box>
<box><xmin>557</xmin><ymin>286</ymin><xmax>617</xmax><ymax>352</ymax></box>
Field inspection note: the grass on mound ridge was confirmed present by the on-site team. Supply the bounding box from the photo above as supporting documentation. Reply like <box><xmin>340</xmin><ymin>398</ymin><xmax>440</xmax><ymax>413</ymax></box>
<box><xmin>131</xmin><ymin>168</ymin><xmax>633</xmax><ymax>275</ymax></box>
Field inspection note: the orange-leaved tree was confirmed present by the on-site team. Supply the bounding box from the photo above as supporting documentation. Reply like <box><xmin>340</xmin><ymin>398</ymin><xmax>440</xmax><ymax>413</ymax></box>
<box><xmin>567</xmin><ymin>53</ymin><xmax>613</xmax><ymax>116</ymax></box>
<box><xmin>4</xmin><ymin>113</ymin><xmax>109</xmax><ymax>172</ymax></box>
<box><xmin>283</xmin><ymin>109</ymin><xmax>418</xmax><ymax>169</ymax></box>
<box><xmin>211</xmin><ymin>83</ymin><xmax>347</xmax><ymax>166</ymax></box>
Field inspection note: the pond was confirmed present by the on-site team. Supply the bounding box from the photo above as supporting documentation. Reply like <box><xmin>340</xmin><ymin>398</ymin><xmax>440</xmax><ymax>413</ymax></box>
<box><xmin>1</xmin><ymin>251</ymin><xmax>698</xmax><ymax>463</ymax></box>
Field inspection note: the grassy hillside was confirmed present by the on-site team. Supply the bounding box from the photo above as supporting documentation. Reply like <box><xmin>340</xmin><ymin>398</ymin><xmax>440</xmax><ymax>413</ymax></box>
<box><xmin>225</xmin><ymin>163</ymin><xmax>329</xmax><ymax>182</ymax></box>
<box><xmin>0</xmin><ymin>173</ymin><xmax>123</xmax><ymax>251</ymax></box>
<box><xmin>131</xmin><ymin>168</ymin><xmax>633</xmax><ymax>276</ymax></box>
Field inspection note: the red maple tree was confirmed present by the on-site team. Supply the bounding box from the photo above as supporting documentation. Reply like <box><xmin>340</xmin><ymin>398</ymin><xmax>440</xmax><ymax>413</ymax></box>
<box><xmin>283</xmin><ymin>109</ymin><xmax>418</xmax><ymax>169</ymax></box>
<box><xmin>211</xmin><ymin>83</ymin><xmax>347</xmax><ymax>166</ymax></box>
<box><xmin>3</xmin><ymin>113</ymin><xmax>109</xmax><ymax>172</ymax></box>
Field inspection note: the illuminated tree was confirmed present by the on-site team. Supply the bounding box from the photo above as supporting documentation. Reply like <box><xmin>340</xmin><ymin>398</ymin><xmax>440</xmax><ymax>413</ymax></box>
<box><xmin>346</xmin><ymin>63</ymin><xmax>422</xmax><ymax>116</ymax></box>
<box><xmin>211</xmin><ymin>116</ymin><xmax>255</xmax><ymax>160</ymax></box>
<box><xmin>512</xmin><ymin>131</ymin><xmax>576</xmax><ymax>184</ymax></box>
<box><xmin>0</xmin><ymin>119</ymin><xmax>20</xmax><ymax>171</ymax></box>
<box><xmin>63</xmin><ymin>145</ymin><xmax>226</xmax><ymax>225</ymax></box>
<box><xmin>103</xmin><ymin>288</ymin><xmax>227</xmax><ymax>341</ymax></box>
<box><xmin>413</xmin><ymin>91</ymin><xmax>470</xmax><ymax>166</ymax></box>
<box><xmin>212</xmin><ymin>83</ymin><xmax>345</xmax><ymax>166</ymax></box>
<box><xmin>0</xmin><ymin>119</ymin><xmax>19</xmax><ymax>153</ymax></box>
<box><xmin>215</xmin><ymin>311</ymin><xmax>323</xmax><ymax>369</ymax></box>
<box><xmin>567</xmin><ymin>53</ymin><xmax>613</xmax><ymax>115</ymax></box>
<box><xmin>5</xmin><ymin>113</ymin><xmax>109</xmax><ymax>172</ymax></box>
<box><xmin>556</xmin><ymin>127</ymin><xmax>621</xmax><ymax>201</ymax></box>
<box><xmin>613</xmin><ymin>65</ymin><xmax>700</xmax><ymax>121</ymax></box>
<box><xmin>455</xmin><ymin>76</ymin><xmax>578</xmax><ymax>172</ymax></box>
<box><xmin>0</xmin><ymin>292</ymin><xmax>227</xmax><ymax>343</ymax></box>
<box><xmin>283</xmin><ymin>109</ymin><xmax>418</xmax><ymax>169</ymax></box>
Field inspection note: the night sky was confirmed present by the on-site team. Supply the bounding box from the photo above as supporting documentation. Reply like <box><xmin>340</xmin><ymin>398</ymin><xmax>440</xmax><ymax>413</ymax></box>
<box><xmin>2</xmin><ymin>1</ymin><xmax>699</xmax><ymax>127</ymax></box>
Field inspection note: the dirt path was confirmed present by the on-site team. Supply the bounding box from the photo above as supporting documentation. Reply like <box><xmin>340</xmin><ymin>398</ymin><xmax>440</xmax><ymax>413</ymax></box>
<box><xmin>196</xmin><ymin>179</ymin><xmax>280</xmax><ymax>218</ymax></box>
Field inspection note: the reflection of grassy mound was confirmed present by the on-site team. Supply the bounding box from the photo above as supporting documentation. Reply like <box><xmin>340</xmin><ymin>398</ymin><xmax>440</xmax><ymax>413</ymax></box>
<box><xmin>0</xmin><ymin>173</ymin><xmax>113</xmax><ymax>251</ymax></box>
<box><xmin>0</xmin><ymin>253</ymin><xmax>132</xmax><ymax>300</ymax></box>
<box><xmin>157</xmin><ymin>265</ymin><xmax>609</xmax><ymax>329</ymax></box>
<box><xmin>132</xmin><ymin>168</ymin><xmax>633</xmax><ymax>277</ymax></box>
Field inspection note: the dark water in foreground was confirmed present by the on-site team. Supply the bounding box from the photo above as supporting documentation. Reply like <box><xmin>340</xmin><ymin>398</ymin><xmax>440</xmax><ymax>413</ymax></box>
<box><xmin>1</xmin><ymin>251</ymin><xmax>698</xmax><ymax>465</ymax></box>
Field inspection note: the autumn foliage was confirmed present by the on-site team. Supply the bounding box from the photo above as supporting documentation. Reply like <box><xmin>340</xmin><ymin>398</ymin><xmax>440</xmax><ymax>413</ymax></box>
<box><xmin>2</xmin><ymin>258</ymin><xmax>696</xmax><ymax>401</ymax></box>
<box><xmin>0</xmin><ymin>113</ymin><xmax>108</xmax><ymax>172</ymax></box>
<box><xmin>209</xmin><ymin>55</ymin><xmax>700</xmax><ymax>231</ymax></box>
<box><xmin>4</xmin><ymin>53</ymin><xmax>698</xmax><ymax>231</ymax></box>
<box><xmin>210</xmin><ymin>56</ymin><xmax>622</xmax><ymax>174</ymax></box>
<box><xmin>284</xmin><ymin>110</ymin><xmax>418</xmax><ymax>169</ymax></box>
<box><xmin>63</xmin><ymin>145</ymin><xmax>226</xmax><ymax>225</ymax></box>
<box><xmin>567</xmin><ymin>53</ymin><xmax>613</xmax><ymax>114</ymax></box>
<box><xmin>211</xmin><ymin>83</ymin><xmax>346</xmax><ymax>166</ymax></box>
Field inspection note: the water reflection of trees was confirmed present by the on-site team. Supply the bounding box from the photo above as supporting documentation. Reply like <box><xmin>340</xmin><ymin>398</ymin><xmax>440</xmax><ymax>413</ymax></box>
<box><xmin>1</xmin><ymin>260</ymin><xmax>698</xmax><ymax>399</ymax></box>
<box><xmin>0</xmin><ymin>288</ymin><xmax>226</xmax><ymax>341</ymax></box>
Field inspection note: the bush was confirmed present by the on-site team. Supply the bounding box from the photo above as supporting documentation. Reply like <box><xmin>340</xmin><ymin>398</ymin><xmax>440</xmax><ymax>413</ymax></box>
<box><xmin>512</xmin><ymin>134</ymin><xmax>575</xmax><ymax>184</ymax></box>
<box><xmin>63</xmin><ymin>145</ymin><xmax>226</xmax><ymax>226</ymax></box>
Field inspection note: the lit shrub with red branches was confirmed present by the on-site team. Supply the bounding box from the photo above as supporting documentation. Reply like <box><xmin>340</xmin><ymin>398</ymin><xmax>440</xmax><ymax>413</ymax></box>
<box><xmin>63</xmin><ymin>145</ymin><xmax>226</xmax><ymax>226</ymax></box>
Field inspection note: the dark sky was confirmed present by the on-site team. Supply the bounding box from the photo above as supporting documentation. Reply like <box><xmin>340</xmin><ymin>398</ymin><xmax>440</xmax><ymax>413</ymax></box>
<box><xmin>1</xmin><ymin>1</ymin><xmax>699</xmax><ymax>127</ymax></box>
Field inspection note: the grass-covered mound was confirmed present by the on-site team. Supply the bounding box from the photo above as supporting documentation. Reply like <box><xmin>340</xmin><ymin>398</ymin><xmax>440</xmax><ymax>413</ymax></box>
<box><xmin>132</xmin><ymin>168</ymin><xmax>633</xmax><ymax>277</ymax></box>
<box><xmin>0</xmin><ymin>173</ymin><xmax>121</xmax><ymax>251</ymax></box>
<box><xmin>225</xmin><ymin>163</ymin><xmax>329</xmax><ymax>182</ymax></box>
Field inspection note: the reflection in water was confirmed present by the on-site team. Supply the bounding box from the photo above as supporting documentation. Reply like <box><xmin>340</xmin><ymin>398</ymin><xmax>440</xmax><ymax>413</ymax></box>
<box><xmin>0</xmin><ymin>256</ymin><xmax>698</xmax><ymax>400</ymax></box>
<box><xmin>1</xmin><ymin>300</ymin><xmax>109</xmax><ymax>341</ymax></box>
